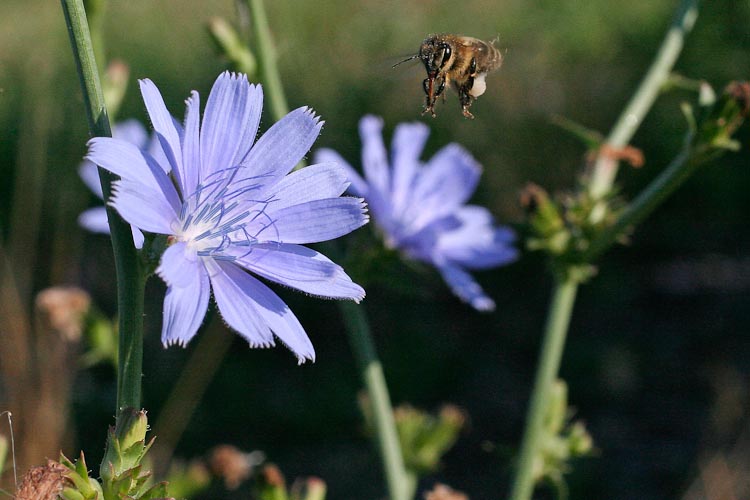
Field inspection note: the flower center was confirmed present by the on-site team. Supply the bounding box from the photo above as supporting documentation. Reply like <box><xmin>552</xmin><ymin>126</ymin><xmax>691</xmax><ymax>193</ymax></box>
<box><xmin>171</xmin><ymin>167</ymin><xmax>270</xmax><ymax>259</ymax></box>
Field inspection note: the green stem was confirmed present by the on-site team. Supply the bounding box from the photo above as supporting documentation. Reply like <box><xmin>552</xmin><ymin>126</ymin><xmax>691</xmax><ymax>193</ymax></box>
<box><xmin>247</xmin><ymin>0</ymin><xmax>289</xmax><ymax>120</ymax></box>
<box><xmin>588</xmin><ymin>0</ymin><xmax>699</xmax><ymax>199</ymax></box>
<box><xmin>585</xmin><ymin>146</ymin><xmax>700</xmax><ymax>262</ymax></box>
<box><xmin>244</xmin><ymin>2</ymin><xmax>407</xmax><ymax>496</ymax></box>
<box><xmin>510</xmin><ymin>3</ymin><xmax>700</xmax><ymax>499</ymax></box>
<box><xmin>60</xmin><ymin>0</ymin><xmax>144</xmax><ymax>411</ymax></box>
<box><xmin>339</xmin><ymin>301</ymin><xmax>412</xmax><ymax>500</ymax></box>
<box><xmin>508</xmin><ymin>278</ymin><xmax>578</xmax><ymax>500</ymax></box>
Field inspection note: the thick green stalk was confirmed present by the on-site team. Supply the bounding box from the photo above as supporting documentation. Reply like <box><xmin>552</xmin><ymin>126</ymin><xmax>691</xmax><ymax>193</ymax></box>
<box><xmin>339</xmin><ymin>301</ymin><xmax>412</xmax><ymax>500</ymax></box>
<box><xmin>508</xmin><ymin>279</ymin><xmax>578</xmax><ymax>500</ymax></box>
<box><xmin>243</xmin><ymin>1</ymin><xmax>409</xmax><ymax>497</ymax></box>
<box><xmin>588</xmin><ymin>0</ymin><xmax>699</xmax><ymax>198</ymax></box>
<box><xmin>61</xmin><ymin>0</ymin><xmax>144</xmax><ymax>411</ymax></box>
<box><xmin>509</xmin><ymin>2</ymin><xmax>699</xmax><ymax>499</ymax></box>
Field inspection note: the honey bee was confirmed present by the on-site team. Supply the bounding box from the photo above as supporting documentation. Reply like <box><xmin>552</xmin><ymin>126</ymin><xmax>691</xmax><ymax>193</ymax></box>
<box><xmin>396</xmin><ymin>34</ymin><xmax>503</xmax><ymax>119</ymax></box>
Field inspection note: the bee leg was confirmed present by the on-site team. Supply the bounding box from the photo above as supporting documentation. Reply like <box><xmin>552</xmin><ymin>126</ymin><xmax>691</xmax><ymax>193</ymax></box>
<box><xmin>422</xmin><ymin>77</ymin><xmax>439</xmax><ymax>117</ymax></box>
<box><xmin>459</xmin><ymin>76</ymin><xmax>476</xmax><ymax>119</ymax></box>
<box><xmin>435</xmin><ymin>78</ymin><xmax>446</xmax><ymax>97</ymax></box>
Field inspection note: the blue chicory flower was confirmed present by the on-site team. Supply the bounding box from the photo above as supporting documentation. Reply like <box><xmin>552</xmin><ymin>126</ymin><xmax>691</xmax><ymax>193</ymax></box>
<box><xmin>315</xmin><ymin>115</ymin><xmax>517</xmax><ymax>312</ymax></box>
<box><xmin>85</xmin><ymin>72</ymin><xmax>368</xmax><ymax>363</ymax></box>
<box><xmin>78</xmin><ymin>119</ymin><xmax>168</xmax><ymax>249</ymax></box>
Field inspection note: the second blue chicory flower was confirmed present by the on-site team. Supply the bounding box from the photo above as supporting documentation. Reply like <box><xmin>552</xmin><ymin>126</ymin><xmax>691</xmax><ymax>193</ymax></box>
<box><xmin>316</xmin><ymin>115</ymin><xmax>517</xmax><ymax>311</ymax></box>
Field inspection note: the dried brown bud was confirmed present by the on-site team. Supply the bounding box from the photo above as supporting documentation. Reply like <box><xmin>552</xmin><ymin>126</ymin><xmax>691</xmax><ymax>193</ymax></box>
<box><xmin>597</xmin><ymin>144</ymin><xmax>645</xmax><ymax>169</ymax></box>
<box><xmin>724</xmin><ymin>81</ymin><xmax>750</xmax><ymax>117</ymax></box>
<box><xmin>519</xmin><ymin>183</ymin><xmax>549</xmax><ymax>215</ymax></box>
<box><xmin>209</xmin><ymin>444</ymin><xmax>254</xmax><ymax>490</ymax></box>
<box><xmin>15</xmin><ymin>460</ymin><xmax>67</xmax><ymax>500</ymax></box>
<box><xmin>424</xmin><ymin>483</ymin><xmax>469</xmax><ymax>500</ymax></box>
<box><xmin>34</xmin><ymin>286</ymin><xmax>91</xmax><ymax>341</ymax></box>
<box><xmin>261</xmin><ymin>463</ymin><xmax>286</xmax><ymax>488</ymax></box>
<box><xmin>439</xmin><ymin>404</ymin><xmax>468</xmax><ymax>428</ymax></box>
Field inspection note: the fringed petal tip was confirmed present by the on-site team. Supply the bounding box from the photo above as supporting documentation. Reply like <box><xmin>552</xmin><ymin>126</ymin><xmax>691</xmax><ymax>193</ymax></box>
<box><xmin>183</xmin><ymin>90</ymin><xmax>199</xmax><ymax>106</ymax></box>
<box><xmin>162</xmin><ymin>337</ymin><xmax>189</xmax><ymax>348</ymax></box>
<box><xmin>247</xmin><ymin>339</ymin><xmax>275</xmax><ymax>349</ymax></box>
<box><xmin>350</xmin><ymin>288</ymin><xmax>366</xmax><ymax>304</ymax></box>
<box><xmin>214</xmin><ymin>71</ymin><xmax>263</xmax><ymax>96</ymax></box>
<box><xmin>299</xmin><ymin>106</ymin><xmax>324</xmax><ymax>127</ymax></box>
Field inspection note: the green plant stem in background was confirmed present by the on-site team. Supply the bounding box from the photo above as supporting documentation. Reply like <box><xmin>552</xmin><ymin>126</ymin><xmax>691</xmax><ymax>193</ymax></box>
<box><xmin>82</xmin><ymin>0</ymin><xmax>106</xmax><ymax>76</ymax></box>
<box><xmin>509</xmin><ymin>2</ymin><xmax>699</xmax><ymax>499</ymax></box>
<box><xmin>247</xmin><ymin>0</ymin><xmax>289</xmax><ymax>120</ymax></box>
<box><xmin>588</xmin><ymin>0</ymin><xmax>699</xmax><ymax>199</ymax></box>
<box><xmin>244</xmin><ymin>1</ymin><xmax>410</xmax><ymax>498</ymax></box>
<box><xmin>339</xmin><ymin>302</ymin><xmax>413</xmax><ymax>500</ymax></box>
<box><xmin>585</xmin><ymin>147</ymin><xmax>696</xmax><ymax>261</ymax></box>
<box><xmin>508</xmin><ymin>279</ymin><xmax>578</xmax><ymax>500</ymax></box>
<box><xmin>60</xmin><ymin>0</ymin><xmax>144</xmax><ymax>412</ymax></box>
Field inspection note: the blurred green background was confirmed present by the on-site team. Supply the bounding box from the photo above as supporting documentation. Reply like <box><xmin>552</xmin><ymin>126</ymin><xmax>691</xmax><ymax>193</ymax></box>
<box><xmin>1</xmin><ymin>0</ymin><xmax>749</xmax><ymax>498</ymax></box>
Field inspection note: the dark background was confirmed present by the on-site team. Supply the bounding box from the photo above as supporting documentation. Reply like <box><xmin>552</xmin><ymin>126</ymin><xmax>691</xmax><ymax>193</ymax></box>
<box><xmin>1</xmin><ymin>1</ymin><xmax>749</xmax><ymax>498</ymax></box>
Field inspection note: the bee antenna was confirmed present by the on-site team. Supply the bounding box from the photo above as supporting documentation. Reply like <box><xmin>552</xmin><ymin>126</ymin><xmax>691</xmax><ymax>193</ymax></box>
<box><xmin>392</xmin><ymin>55</ymin><xmax>418</xmax><ymax>68</ymax></box>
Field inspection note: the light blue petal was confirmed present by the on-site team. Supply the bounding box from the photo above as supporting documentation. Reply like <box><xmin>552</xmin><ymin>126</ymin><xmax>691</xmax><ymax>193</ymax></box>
<box><xmin>86</xmin><ymin>137</ymin><xmax>154</xmax><ymax>184</ymax></box>
<box><xmin>438</xmin><ymin>264</ymin><xmax>495</xmax><ymax>312</ymax></box>
<box><xmin>113</xmin><ymin>119</ymin><xmax>149</xmax><ymax>148</ymax></box>
<box><xmin>439</xmin><ymin>226</ymin><xmax>519</xmax><ymax>268</ymax></box>
<box><xmin>431</xmin><ymin>207</ymin><xmax>516</xmax><ymax>269</ymax></box>
<box><xmin>79</xmin><ymin>161</ymin><xmax>103</xmax><ymax>198</ymax></box>
<box><xmin>181</xmin><ymin>90</ymin><xmax>202</xmax><ymax>197</ymax></box>
<box><xmin>390</xmin><ymin>121</ymin><xmax>429</xmax><ymax>216</ymax></box>
<box><xmin>139</xmin><ymin>78</ymin><xmax>186</xmax><ymax>191</ymax></box>
<box><xmin>146</xmin><ymin>133</ymin><xmax>170</xmax><ymax>172</ymax></box>
<box><xmin>86</xmin><ymin>138</ymin><xmax>182</xmax><ymax>212</ymax></box>
<box><xmin>359</xmin><ymin>115</ymin><xmax>390</xmax><ymax>198</ymax></box>
<box><xmin>78</xmin><ymin>206</ymin><xmax>145</xmax><ymax>249</ymax></box>
<box><xmin>265</xmin><ymin>162</ymin><xmax>350</xmax><ymax>213</ymax></box>
<box><xmin>78</xmin><ymin>207</ymin><xmax>109</xmax><ymax>233</ymax></box>
<box><xmin>131</xmin><ymin>227</ymin><xmax>145</xmax><ymax>249</ymax></box>
<box><xmin>240</xmin><ymin>107</ymin><xmax>323</xmax><ymax>187</ymax></box>
<box><xmin>408</xmin><ymin>144</ymin><xmax>481</xmax><ymax>230</ymax></box>
<box><xmin>253</xmin><ymin>197</ymin><xmax>368</xmax><ymax>244</ymax></box>
<box><xmin>110</xmin><ymin>179</ymin><xmax>178</xmax><ymax>234</ymax></box>
<box><xmin>231</xmin><ymin>242</ymin><xmax>365</xmax><ymax>301</ymax></box>
<box><xmin>200</xmin><ymin>72</ymin><xmax>263</xmax><ymax>177</ymax></box>
<box><xmin>214</xmin><ymin>262</ymin><xmax>315</xmax><ymax>363</ymax></box>
<box><xmin>209</xmin><ymin>262</ymin><xmax>275</xmax><ymax>349</ymax></box>
<box><xmin>314</xmin><ymin>148</ymin><xmax>368</xmax><ymax>197</ymax></box>
<box><xmin>157</xmin><ymin>242</ymin><xmax>199</xmax><ymax>287</ymax></box>
<box><xmin>160</xmin><ymin>250</ymin><xmax>211</xmax><ymax>346</ymax></box>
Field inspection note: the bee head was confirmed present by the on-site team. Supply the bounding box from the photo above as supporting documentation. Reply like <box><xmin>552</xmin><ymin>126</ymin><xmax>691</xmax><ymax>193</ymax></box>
<box><xmin>418</xmin><ymin>37</ymin><xmax>453</xmax><ymax>77</ymax></box>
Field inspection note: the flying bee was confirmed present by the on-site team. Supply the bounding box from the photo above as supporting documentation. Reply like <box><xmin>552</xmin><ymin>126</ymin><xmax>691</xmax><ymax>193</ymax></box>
<box><xmin>395</xmin><ymin>34</ymin><xmax>503</xmax><ymax>119</ymax></box>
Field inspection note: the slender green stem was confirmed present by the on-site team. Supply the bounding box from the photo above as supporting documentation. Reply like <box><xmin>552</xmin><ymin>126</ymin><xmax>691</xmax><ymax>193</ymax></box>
<box><xmin>508</xmin><ymin>278</ymin><xmax>578</xmax><ymax>500</ymax></box>
<box><xmin>339</xmin><ymin>301</ymin><xmax>411</xmax><ymax>500</ymax></box>
<box><xmin>588</xmin><ymin>0</ymin><xmax>699</xmax><ymax>199</ymax></box>
<box><xmin>247</xmin><ymin>0</ymin><xmax>289</xmax><ymax>120</ymax></box>
<box><xmin>83</xmin><ymin>0</ymin><xmax>106</xmax><ymax>76</ymax></box>
<box><xmin>585</xmin><ymin>147</ymin><xmax>700</xmax><ymax>261</ymax></box>
<box><xmin>244</xmin><ymin>2</ymin><xmax>407</xmax><ymax>496</ymax></box>
<box><xmin>61</xmin><ymin>0</ymin><xmax>144</xmax><ymax>411</ymax></box>
<box><xmin>510</xmin><ymin>3</ymin><xmax>700</xmax><ymax>499</ymax></box>
<box><xmin>244</xmin><ymin>2</ymin><xmax>408</xmax><ymax>496</ymax></box>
